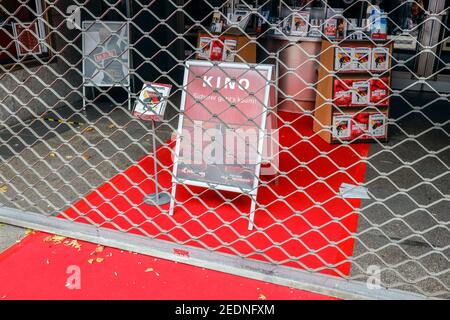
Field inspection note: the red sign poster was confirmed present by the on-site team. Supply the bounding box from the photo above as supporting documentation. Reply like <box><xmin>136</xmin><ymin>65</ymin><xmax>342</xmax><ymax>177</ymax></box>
<box><xmin>12</xmin><ymin>22</ymin><xmax>42</xmax><ymax>56</ymax></box>
<box><xmin>173</xmin><ymin>61</ymin><xmax>273</xmax><ymax>192</ymax></box>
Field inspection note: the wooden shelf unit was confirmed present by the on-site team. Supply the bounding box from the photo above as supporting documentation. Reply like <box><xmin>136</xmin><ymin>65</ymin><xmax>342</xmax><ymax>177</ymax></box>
<box><xmin>313</xmin><ymin>38</ymin><xmax>393</xmax><ymax>143</ymax></box>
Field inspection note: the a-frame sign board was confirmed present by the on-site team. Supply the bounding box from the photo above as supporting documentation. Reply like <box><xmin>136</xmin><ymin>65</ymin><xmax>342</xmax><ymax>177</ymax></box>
<box><xmin>169</xmin><ymin>60</ymin><xmax>275</xmax><ymax>230</ymax></box>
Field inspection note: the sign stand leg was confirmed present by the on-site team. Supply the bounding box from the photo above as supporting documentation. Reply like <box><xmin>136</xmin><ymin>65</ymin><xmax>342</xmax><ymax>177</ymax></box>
<box><xmin>128</xmin><ymin>89</ymin><xmax>131</xmax><ymax>111</ymax></box>
<box><xmin>168</xmin><ymin>182</ymin><xmax>177</xmax><ymax>216</ymax></box>
<box><xmin>82</xmin><ymin>85</ymin><xmax>86</xmax><ymax>112</ymax></box>
<box><xmin>247</xmin><ymin>193</ymin><xmax>257</xmax><ymax>231</ymax></box>
<box><xmin>144</xmin><ymin>119</ymin><xmax>171</xmax><ymax>206</ymax></box>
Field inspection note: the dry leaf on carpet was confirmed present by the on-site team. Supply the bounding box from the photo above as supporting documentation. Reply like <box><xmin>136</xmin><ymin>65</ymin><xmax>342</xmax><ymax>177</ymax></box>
<box><xmin>64</xmin><ymin>239</ymin><xmax>82</xmax><ymax>251</ymax></box>
<box><xmin>43</xmin><ymin>235</ymin><xmax>66</xmax><ymax>244</ymax></box>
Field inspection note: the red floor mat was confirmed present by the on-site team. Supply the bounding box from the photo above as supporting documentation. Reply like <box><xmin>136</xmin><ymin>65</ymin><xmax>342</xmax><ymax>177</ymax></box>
<box><xmin>63</xmin><ymin>112</ymin><xmax>369</xmax><ymax>277</ymax></box>
<box><xmin>0</xmin><ymin>232</ymin><xmax>336</xmax><ymax>299</ymax></box>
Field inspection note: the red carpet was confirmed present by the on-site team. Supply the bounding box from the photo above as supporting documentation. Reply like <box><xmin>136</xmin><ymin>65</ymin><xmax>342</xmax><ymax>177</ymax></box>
<box><xmin>0</xmin><ymin>231</ymin><xmax>335</xmax><ymax>299</ymax></box>
<box><xmin>63</xmin><ymin>112</ymin><xmax>369</xmax><ymax>277</ymax></box>
<box><xmin>0</xmin><ymin>111</ymin><xmax>368</xmax><ymax>299</ymax></box>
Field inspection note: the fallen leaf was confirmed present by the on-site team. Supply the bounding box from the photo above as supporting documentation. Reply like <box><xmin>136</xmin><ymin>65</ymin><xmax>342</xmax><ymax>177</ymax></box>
<box><xmin>108</xmin><ymin>124</ymin><xmax>116</xmax><ymax>129</ymax></box>
<box><xmin>64</xmin><ymin>239</ymin><xmax>82</xmax><ymax>251</ymax></box>
<box><xmin>0</xmin><ymin>185</ymin><xmax>8</xmax><ymax>193</ymax></box>
<box><xmin>25</xmin><ymin>229</ymin><xmax>35</xmax><ymax>236</ymax></box>
<box><xmin>43</xmin><ymin>235</ymin><xmax>66</xmax><ymax>244</ymax></box>
<box><xmin>49</xmin><ymin>152</ymin><xmax>56</xmax><ymax>157</ymax></box>
<box><xmin>145</xmin><ymin>268</ymin><xmax>154</xmax><ymax>273</ymax></box>
<box><xmin>258</xmin><ymin>294</ymin><xmax>267</xmax><ymax>300</ymax></box>
<box><xmin>83</xmin><ymin>153</ymin><xmax>91</xmax><ymax>160</ymax></box>
<box><xmin>65</xmin><ymin>155</ymin><xmax>73</xmax><ymax>160</ymax></box>
<box><xmin>95</xmin><ymin>245</ymin><xmax>104</xmax><ymax>253</ymax></box>
<box><xmin>96</xmin><ymin>257</ymin><xmax>104</xmax><ymax>263</ymax></box>
<box><xmin>84</xmin><ymin>127</ymin><xmax>94</xmax><ymax>133</ymax></box>
<box><xmin>88</xmin><ymin>258</ymin><xmax>94</xmax><ymax>264</ymax></box>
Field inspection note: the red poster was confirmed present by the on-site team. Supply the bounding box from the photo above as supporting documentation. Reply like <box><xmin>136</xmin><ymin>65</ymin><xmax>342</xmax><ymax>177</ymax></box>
<box><xmin>13</xmin><ymin>22</ymin><xmax>42</xmax><ymax>56</ymax></box>
<box><xmin>175</xmin><ymin>61</ymin><xmax>273</xmax><ymax>190</ymax></box>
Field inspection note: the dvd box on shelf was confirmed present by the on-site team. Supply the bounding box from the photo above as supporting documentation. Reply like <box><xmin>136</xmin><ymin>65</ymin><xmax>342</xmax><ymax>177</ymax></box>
<box><xmin>335</xmin><ymin>47</ymin><xmax>353</xmax><ymax>71</ymax></box>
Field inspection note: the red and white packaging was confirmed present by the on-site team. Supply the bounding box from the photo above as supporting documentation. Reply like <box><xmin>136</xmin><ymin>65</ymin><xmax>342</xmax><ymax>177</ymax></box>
<box><xmin>371</xmin><ymin>47</ymin><xmax>389</xmax><ymax>71</ymax></box>
<box><xmin>335</xmin><ymin>47</ymin><xmax>353</xmax><ymax>71</ymax></box>
<box><xmin>353</xmin><ymin>47</ymin><xmax>371</xmax><ymax>70</ymax></box>
<box><xmin>332</xmin><ymin>111</ymin><xmax>387</xmax><ymax>140</ymax></box>
<box><xmin>198</xmin><ymin>37</ymin><xmax>212</xmax><ymax>60</ymax></box>
<box><xmin>352</xmin><ymin>81</ymin><xmax>370</xmax><ymax>105</ymax></box>
<box><xmin>332</xmin><ymin>115</ymin><xmax>351</xmax><ymax>139</ymax></box>
<box><xmin>209</xmin><ymin>40</ymin><xmax>224</xmax><ymax>61</ymax></box>
<box><xmin>333</xmin><ymin>79</ymin><xmax>353</xmax><ymax>106</ymax></box>
<box><xmin>369</xmin><ymin>113</ymin><xmax>387</xmax><ymax>137</ymax></box>
<box><xmin>369</xmin><ymin>78</ymin><xmax>389</xmax><ymax>105</ymax></box>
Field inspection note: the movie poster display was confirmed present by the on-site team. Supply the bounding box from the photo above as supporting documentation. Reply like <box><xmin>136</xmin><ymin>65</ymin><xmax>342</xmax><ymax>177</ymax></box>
<box><xmin>82</xmin><ymin>21</ymin><xmax>129</xmax><ymax>86</ymax></box>
<box><xmin>170</xmin><ymin>61</ymin><xmax>274</xmax><ymax>229</ymax></box>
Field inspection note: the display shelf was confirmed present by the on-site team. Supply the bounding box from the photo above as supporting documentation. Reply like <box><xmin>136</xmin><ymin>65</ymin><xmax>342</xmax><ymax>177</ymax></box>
<box><xmin>313</xmin><ymin>38</ymin><xmax>393</xmax><ymax>144</ymax></box>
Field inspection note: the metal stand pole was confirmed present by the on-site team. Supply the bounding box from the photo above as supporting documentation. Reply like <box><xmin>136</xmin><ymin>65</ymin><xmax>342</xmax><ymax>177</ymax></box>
<box><xmin>144</xmin><ymin>119</ymin><xmax>171</xmax><ymax>206</ymax></box>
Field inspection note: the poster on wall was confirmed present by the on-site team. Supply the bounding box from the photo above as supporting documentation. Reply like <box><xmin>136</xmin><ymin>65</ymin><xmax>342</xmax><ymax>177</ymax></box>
<box><xmin>172</xmin><ymin>61</ymin><xmax>273</xmax><ymax>192</ymax></box>
<box><xmin>12</xmin><ymin>22</ymin><xmax>42</xmax><ymax>56</ymax></box>
<box><xmin>82</xmin><ymin>21</ymin><xmax>130</xmax><ymax>86</ymax></box>
<box><xmin>133</xmin><ymin>83</ymin><xmax>172</xmax><ymax>121</ymax></box>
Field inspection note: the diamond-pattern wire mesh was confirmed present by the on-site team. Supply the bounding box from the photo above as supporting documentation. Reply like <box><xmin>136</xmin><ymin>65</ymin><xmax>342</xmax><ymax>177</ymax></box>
<box><xmin>0</xmin><ymin>0</ymin><xmax>449</xmax><ymax>299</ymax></box>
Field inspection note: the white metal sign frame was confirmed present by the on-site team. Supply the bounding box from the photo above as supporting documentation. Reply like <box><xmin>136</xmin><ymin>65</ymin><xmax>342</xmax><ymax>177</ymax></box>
<box><xmin>81</xmin><ymin>21</ymin><xmax>131</xmax><ymax>110</ymax></box>
<box><xmin>169</xmin><ymin>60</ymin><xmax>273</xmax><ymax>230</ymax></box>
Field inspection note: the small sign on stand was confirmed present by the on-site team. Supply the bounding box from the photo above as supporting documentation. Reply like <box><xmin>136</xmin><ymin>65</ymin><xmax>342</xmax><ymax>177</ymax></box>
<box><xmin>133</xmin><ymin>82</ymin><xmax>172</xmax><ymax>206</ymax></box>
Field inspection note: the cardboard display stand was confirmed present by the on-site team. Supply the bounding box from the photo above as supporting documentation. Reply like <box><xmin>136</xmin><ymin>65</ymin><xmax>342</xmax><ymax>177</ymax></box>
<box><xmin>82</xmin><ymin>21</ymin><xmax>131</xmax><ymax>110</ymax></box>
<box><xmin>169</xmin><ymin>60</ymin><xmax>274</xmax><ymax>230</ymax></box>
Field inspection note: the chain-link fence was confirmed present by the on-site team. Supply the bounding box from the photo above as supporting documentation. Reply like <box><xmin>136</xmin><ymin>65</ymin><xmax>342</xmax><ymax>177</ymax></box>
<box><xmin>0</xmin><ymin>0</ymin><xmax>449</xmax><ymax>299</ymax></box>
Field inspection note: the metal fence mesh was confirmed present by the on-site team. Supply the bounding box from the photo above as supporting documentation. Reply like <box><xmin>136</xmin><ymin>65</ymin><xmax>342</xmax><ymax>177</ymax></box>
<box><xmin>0</xmin><ymin>0</ymin><xmax>449</xmax><ymax>299</ymax></box>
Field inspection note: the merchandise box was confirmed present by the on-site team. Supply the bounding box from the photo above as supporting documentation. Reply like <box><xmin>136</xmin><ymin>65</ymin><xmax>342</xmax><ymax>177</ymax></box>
<box><xmin>335</xmin><ymin>47</ymin><xmax>353</xmax><ymax>71</ymax></box>
<box><xmin>369</xmin><ymin>77</ymin><xmax>389</xmax><ymax>105</ymax></box>
<box><xmin>333</xmin><ymin>79</ymin><xmax>353</xmax><ymax>106</ymax></box>
<box><xmin>371</xmin><ymin>47</ymin><xmax>390</xmax><ymax>71</ymax></box>
<box><xmin>352</xmin><ymin>80</ymin><xmax>370</xmax><ymax>105</ymax></box>
<box><xmin>210</xmin><ymin>40</ymin><xmax>224</xmax><ymax>61</ymax></box>
<box><xmin>290</xmin><ymin>11</ymin><xmax>310</xmax><ymax>37</ymax></box>
<box><xmin>336</xmin><ymin>16</ymin><xmax>347</xmax><ymax>38</ymax></box>
<box><xmin>222</xmin><ymin>39</ymin><xmax>237</xmax><ymax>62</ymax></box>
<box><xmin>308</xmin><ymin>18</ymin><xmax>322</xmax><ymax>38</ymax></box>
<box><xmin>198</xmin><ymin>37</ymin><xmax>212</xmax><ymax>60</ymax></box>
<box><xmin>353</xmin><ymin>47</ymin><xmax>371</xmax><ymax>70</ymax></box>
<box><xmin>371</xmin><ymin>13</ymin><xmax>388</xmax><ymax>40</ymax></box>
<box><xmin>324</xmin><ymin>18</ymin><xmax>337</xmax><ymax>38</ymax></box>
<box><xmin>332</xmin><ymin>111</ymin><xmax>387</xmax><ymax>141</ymax></box>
